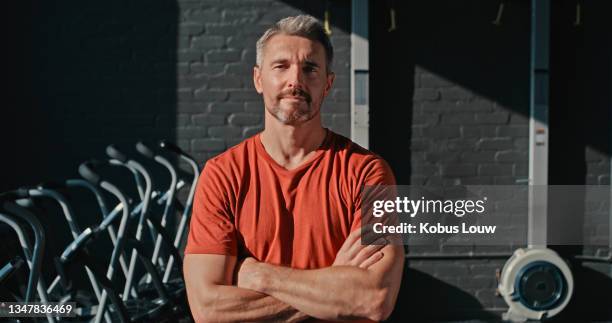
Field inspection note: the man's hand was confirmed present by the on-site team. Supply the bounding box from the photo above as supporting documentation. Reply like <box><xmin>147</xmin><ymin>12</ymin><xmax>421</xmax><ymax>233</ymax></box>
<box><xmin>235</xmin><ymin>257</ymin><xmax>269</xmax><ymax>291</ymax></box>
<box><xmin>332</xmin><ymin>227</ymin><xmax>387</xmax><ymax>268</ymax></box>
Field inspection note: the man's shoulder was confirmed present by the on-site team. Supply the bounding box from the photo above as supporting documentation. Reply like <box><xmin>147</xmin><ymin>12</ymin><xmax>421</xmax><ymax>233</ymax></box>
<box><xmin>328</xmin><ymin>130</ymin><xmax>388</xmax><ymax>166</ymax></box>
<box><xmin>202</xmin><ymin>134</ymin><xmax>258</xmax><ymax>171</ymax></box>
<box><xmin>327</xmin><ymin>130</ymin><xmax>395</xmax><ymax>185</ymax></box>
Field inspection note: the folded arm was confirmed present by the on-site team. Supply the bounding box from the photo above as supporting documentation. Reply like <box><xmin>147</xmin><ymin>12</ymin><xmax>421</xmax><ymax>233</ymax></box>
<box><xmin>184</xmin><ymin>254</ymin><xmax>309</xmax><ymax>323</ymax></box>
<box><xmin>184</xmin><ymin>230</ymin><xmax>402</xmax><ymax>322</ymax></box>
<box><xmin>237</xmin><ymin>235</ymin><xmax>405</xmax><ymax>321</ymax></box>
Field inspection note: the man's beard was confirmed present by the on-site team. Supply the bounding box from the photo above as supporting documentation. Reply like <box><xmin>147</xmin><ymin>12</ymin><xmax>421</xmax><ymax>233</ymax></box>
<box><xmin>268</xmin><ymin>88</ymin><xmax>318</xmax><ymax>125</ymax></box>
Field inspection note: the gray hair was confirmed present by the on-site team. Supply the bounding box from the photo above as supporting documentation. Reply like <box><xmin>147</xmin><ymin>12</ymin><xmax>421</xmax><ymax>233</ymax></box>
<box><xmin>256</xmin><ymin>15</ymin><xmax>333</xmax><ymax>73</ymax></box>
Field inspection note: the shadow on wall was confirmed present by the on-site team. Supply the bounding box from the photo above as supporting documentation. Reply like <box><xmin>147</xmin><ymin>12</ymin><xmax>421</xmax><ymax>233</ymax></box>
<box><xmin>558</xmin><ymin>263</ymin><xmax>612</xmax><ymax>321</ymax></box>
<box><xmin>548</xmin><ymin>4</ymin><xmax>612</xmax><ymax>320</ymax></box>
<box><xmin>370</xmin><ymin>0</ymin><xmax>531</xmax><ymax>185</ymax></box>
<box><xmin>370</xmin><ymin>0</ymin><xmax>611</xmax><ymax>321</ymax></box>
<box><xmin>549</xmin><ymin>0</ymin><xmax>612</xmax><ymax>186</ymax></box>
<box><xmin>388</xmin><ymin>268</ymin><xmax>500</xmax><ymax>322</ymax></box>
<box><xmin>1</xmin><ymin>0</ymin><xmax>179</xmax><ymax>295</ymax></box>
<box><xmin>370</xmin><ymin>0</ymin><xmax>611</xmax><ymax>185</ymax></box>
<box><xmin>2</xmin><ymin>0</ymin><xmax>178</xmax><ymax>192</ymax></box>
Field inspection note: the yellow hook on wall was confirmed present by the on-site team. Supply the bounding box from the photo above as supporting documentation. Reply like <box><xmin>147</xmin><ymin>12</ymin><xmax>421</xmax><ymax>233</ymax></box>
<box><xmin>573</xmin><ymin>1</ymin><xmax>582</xmax><ymax>26</ymax></box>
<box><xmin>324</xmin><ymin>9</ymin><xmax>332</xmax><ymax>35</ymax></box>
<box><xmin>492</xmin><ymin>1</ymin><xmax>505</xmax><ymax>26</ymax></box>
<box><xmin>388</xmin><ymin>7</ymin><xmax>397</xmax><ymax>32</ymax></box>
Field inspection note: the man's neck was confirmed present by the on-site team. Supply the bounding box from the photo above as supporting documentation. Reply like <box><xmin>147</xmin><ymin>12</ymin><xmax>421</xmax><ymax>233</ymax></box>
<box><xmin>260</xmin><ymin>116</ymin><xmax>327</xmax><ymax>170</ymax></box>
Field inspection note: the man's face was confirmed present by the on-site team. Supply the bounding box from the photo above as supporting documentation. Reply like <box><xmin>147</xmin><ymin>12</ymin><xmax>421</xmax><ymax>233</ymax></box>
<box><xmin>254</xmin><ymin>34</ymin><xmax>335</xmax><ymax>126</ymax></box>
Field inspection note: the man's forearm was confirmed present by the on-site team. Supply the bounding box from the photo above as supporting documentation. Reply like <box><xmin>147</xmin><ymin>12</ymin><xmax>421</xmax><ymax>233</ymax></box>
<box><xmin>239</xmin><ymin>263</ymin><xmax>387</xmax><ymax>321</ymax></box>
<box><xmin>191</xmin><ymin>284</ymin><xmax>309</xmax><ymax>322</ymax></box>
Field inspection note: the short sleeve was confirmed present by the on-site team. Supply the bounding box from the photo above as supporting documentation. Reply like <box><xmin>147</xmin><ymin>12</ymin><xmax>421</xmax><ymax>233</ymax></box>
<box><xmin>363</xmin><ymin>157</ymin><xmax>396</xmax><ymax>187</ymax></box>
<box><xmin>184</xmin><ymin>159</ymin><xmax>238</xmax><ymax>256</ymax></box>
<box><xmin>350</xmin><ymin>157</ymin><xmax>397</xmax><ymax>232</ymax></box>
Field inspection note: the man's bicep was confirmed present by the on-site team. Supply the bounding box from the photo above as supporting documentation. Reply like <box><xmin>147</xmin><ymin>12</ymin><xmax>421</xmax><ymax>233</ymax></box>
<box><xmin>184</xmin><ymin>254</ymin><xmax>237</xmax><ymax>288</ymax></box>
<box><xmin>184</xmin><ymin>254</ymin><xmax>238</xmax><ymax>321</ymax></box>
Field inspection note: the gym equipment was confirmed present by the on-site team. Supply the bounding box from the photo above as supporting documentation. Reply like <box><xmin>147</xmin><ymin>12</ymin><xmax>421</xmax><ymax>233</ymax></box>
<box><xmin>0</xmin><ymin>140</ymin><xmax>198</xmax><ymax>322</ymax></box>
<box><xmin>498</xmin><ymin>2</ymin><xmax>575</xmax><ymax>321</ymax></box>
<box><xmin>0</xmin><ymin>200</ymin><xmax>54</xmax><ymax>323</ymax></box>
<box><xmin>498</xmin><ymin>248</ymin><xmax>573</xmax><ymax>321</ymax></box>
<box><xmin>104</xmin><ymin>142</ymin><xmax>195</xmax><ymax>313</ymax></box>
<box><xmin>13</xmin><ymin>186</ymin><xmax>106</xmax><ymax>304</ymax></box>
<box><xmin>76</xmin><ymin>160</ymin><xmax>177</xmax><ymax>323</ymax></box>
<box><xmin>136</xmin><ymin>141</ymin><xmax>199</xmax><ymax>284</ymax></box>
<box><xmin>104</xmin><ymin>144</ymin><xmax>183</xmax><ymax>292</ymax></box>
<box><xmin>0</xmin><ymin>256</ymin><xmax>24</xmax><ymax>285</ymax></box>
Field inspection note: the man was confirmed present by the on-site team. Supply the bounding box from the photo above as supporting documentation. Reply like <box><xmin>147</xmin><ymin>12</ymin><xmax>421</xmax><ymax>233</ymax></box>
<box><xmin>184</xmin><ymin>15</ymin><xmax>404</xmax><ymax>322</ymax></box>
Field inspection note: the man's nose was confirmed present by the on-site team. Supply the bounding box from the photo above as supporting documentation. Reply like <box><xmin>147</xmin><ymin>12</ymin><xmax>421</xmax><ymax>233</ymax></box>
<box><xmin>287</xmin><ymin>65</ymin><xmax>304</xmax><ymax>88</ymax></box>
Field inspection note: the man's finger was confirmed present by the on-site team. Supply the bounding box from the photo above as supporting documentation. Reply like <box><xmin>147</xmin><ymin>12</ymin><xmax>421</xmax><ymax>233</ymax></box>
<box><xmin>345</xmin><ymin>227</ymin><xmax>363</xmax><ymax>245</ymax></box>
<box><xmin>339</xmin><ymin>227</ymin><xmax>368</xmax><ymax>259</ymax></box>
<box><xmin>361</xmin><ymin>228</ymin><xmax>381</xmax><ymax>245</ymax></box>
<box><xmin>350</xmin><ymin>224</ymin><xmax>378</xmax><ymax>242</ymax></box>
<box><xmin>336</xmin><ymin>225</ymin><xmax>382</xmax><ymax>265</ymax></box>
<box><xmin>353</xmin><ymin>238</ymin><xmax>387</xmax><ymax>266</ymax></box>
<box><xmin>346</xmin><ymin>226</ymin><xmax>380</xmax><ymax>257</ymax></box>
<box><xmin>359</xmin><ymin>251</ymin><xmax>384</xmax><ymax>269</ymax></box>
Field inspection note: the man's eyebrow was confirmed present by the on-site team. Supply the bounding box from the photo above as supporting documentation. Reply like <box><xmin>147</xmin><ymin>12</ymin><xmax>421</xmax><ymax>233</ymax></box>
<box><xmin>269</xmin><ymin>58</ymin><xmax>289</xmax><ymax>65</ymax></box>
<box><xmin>268</xmin><ymin>58</ymin><xmax>320</xmax><ymax>68</ymax></box>
<box><xmin>304</xmin><ymin>60</ymin><xmax>320</xmax><ymax>68</ymax></box>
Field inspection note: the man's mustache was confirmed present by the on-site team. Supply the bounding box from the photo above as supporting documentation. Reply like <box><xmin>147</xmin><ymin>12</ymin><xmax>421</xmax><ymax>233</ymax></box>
<box><xmin>278</xmin><ymin>89</ymin><xmax>311</xmax><ymax>103</ymax></box>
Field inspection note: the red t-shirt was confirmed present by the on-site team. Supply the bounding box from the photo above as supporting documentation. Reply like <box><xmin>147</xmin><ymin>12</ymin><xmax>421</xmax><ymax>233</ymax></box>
<box><xmin>185</xmin><ymin>129</ymin><xmax>396</xmax><ymax>320</ymax></box>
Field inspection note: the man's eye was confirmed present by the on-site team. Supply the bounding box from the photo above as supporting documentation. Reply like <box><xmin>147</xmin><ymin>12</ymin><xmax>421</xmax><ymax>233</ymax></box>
<box><xmin>304</xmin><ymin>66</ymin><xmax>316</xmax><ymax>73</ymax></box>
<box><xmin>274</xmin><ymin>65</ymin><xmax>286</xmax><ymax>69</ymax></box>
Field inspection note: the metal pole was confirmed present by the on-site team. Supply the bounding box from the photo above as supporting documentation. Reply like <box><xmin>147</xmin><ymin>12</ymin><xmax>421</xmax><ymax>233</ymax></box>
<box><xmin>609</xmin><ymin>51</ymin><xmax>612</xmax><ymax>277</ymax></box>
<box><xmin>528</xmin><ymin>0</ymin><xmax>550</xmax><ymax>248</ymax></box>
<box><xmin>351</xmin><ymin>0</ymin><xmax>370</xmax><ymax>148</ymax></box>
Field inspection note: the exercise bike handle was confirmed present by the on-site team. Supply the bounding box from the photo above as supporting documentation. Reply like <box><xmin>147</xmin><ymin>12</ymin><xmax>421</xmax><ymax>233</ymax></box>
<box><xmin>159</xmin><ymin>140</ymin><xmax>193</xmax><ymax>159</ymax></box>
<box><xmin>106</xmin><ymin>144</ymin><xmax>128</xmax><ymax>163</ymax></box>
<box><xmin>135</xmin><ymin>141</ymin><xmax>155</xmax><ymax>159</ymax></box>
<box><xmin>36</xmin><ymin>181</ymin><xmax>66</xmax><ymax>190</ymax></box>
<box><xmin>0</xmin><ymin>187</ymin><xmax>30</xmax><ymax>200</ymax></box>
<box><xmin>78</xmin><ymin>161</ymin><xmax>102</xmax><ymax>186</ymax></box>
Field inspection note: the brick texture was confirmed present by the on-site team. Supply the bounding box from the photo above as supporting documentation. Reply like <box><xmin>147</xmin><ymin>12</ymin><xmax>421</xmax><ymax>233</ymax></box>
<box><xmin>175</xmin><ymin>0</ymin><xmax>352</xmax><ymax>163</ymax></box>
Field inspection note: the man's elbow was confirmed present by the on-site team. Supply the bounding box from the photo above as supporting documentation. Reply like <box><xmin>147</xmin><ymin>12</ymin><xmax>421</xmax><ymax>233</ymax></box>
<box><xmin>365</xmin><ymin>287</ymin><xmax>395</xmax><ymax>322</ymax></box>
<box><xmin>365</xmin><ymin>268</ymin><xmax>402</xmax><ymax>321</ymax></box>
<box><xmin>187</xmin><ymin>291</ymin><xmax>224</xmax><ymax>323</ymax></box>
<box><xmin>191</xmin><ymin>305</ymin><xmax>223</xmax><ymax>323</ymax></box>
<box><xmin>190</xmin><ymin>304</ymin><xmax>212</xmax><ymax>323</ymax></box>
<box><xmin>367</xmin><ymin>246</ymin><xmax>404</xmax><ymax>321</ymax></box>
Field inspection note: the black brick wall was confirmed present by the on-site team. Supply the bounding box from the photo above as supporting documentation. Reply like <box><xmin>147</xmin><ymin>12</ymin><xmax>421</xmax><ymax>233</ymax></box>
<box><xmin>370</xmin><ymin>1</ymin><xmax>532</xmax><ymax>318</ymax></box>
<box><xmin>2</xmin><ymin>0</ymin><xmax>610</xmax><ymax>321</ymax></box>
<box><xmin>372</xmin><ymin>1</ymin><xmax>610</xmax><ymax>320</ymax></box>
<box><xmin>174</xmin><ymin>0</ymin><xmax>352</xmax><ymax>163</ymax></box>
<box><xmin>2</xmin><ymin>0</ymin><xmax>351</xmax><ymax>192</ymax></box>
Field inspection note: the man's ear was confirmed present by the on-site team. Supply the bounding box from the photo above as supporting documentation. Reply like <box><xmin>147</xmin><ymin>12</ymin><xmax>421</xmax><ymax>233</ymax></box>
<box><xmin>253</xmin><ymin>65</ymin><xmax>263</xmax><ymax>94</ymax></box>
<box><xmin>324</xmin><ymin>72</ymin><xmax>335</xmax><ymax>96</ymax></box>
